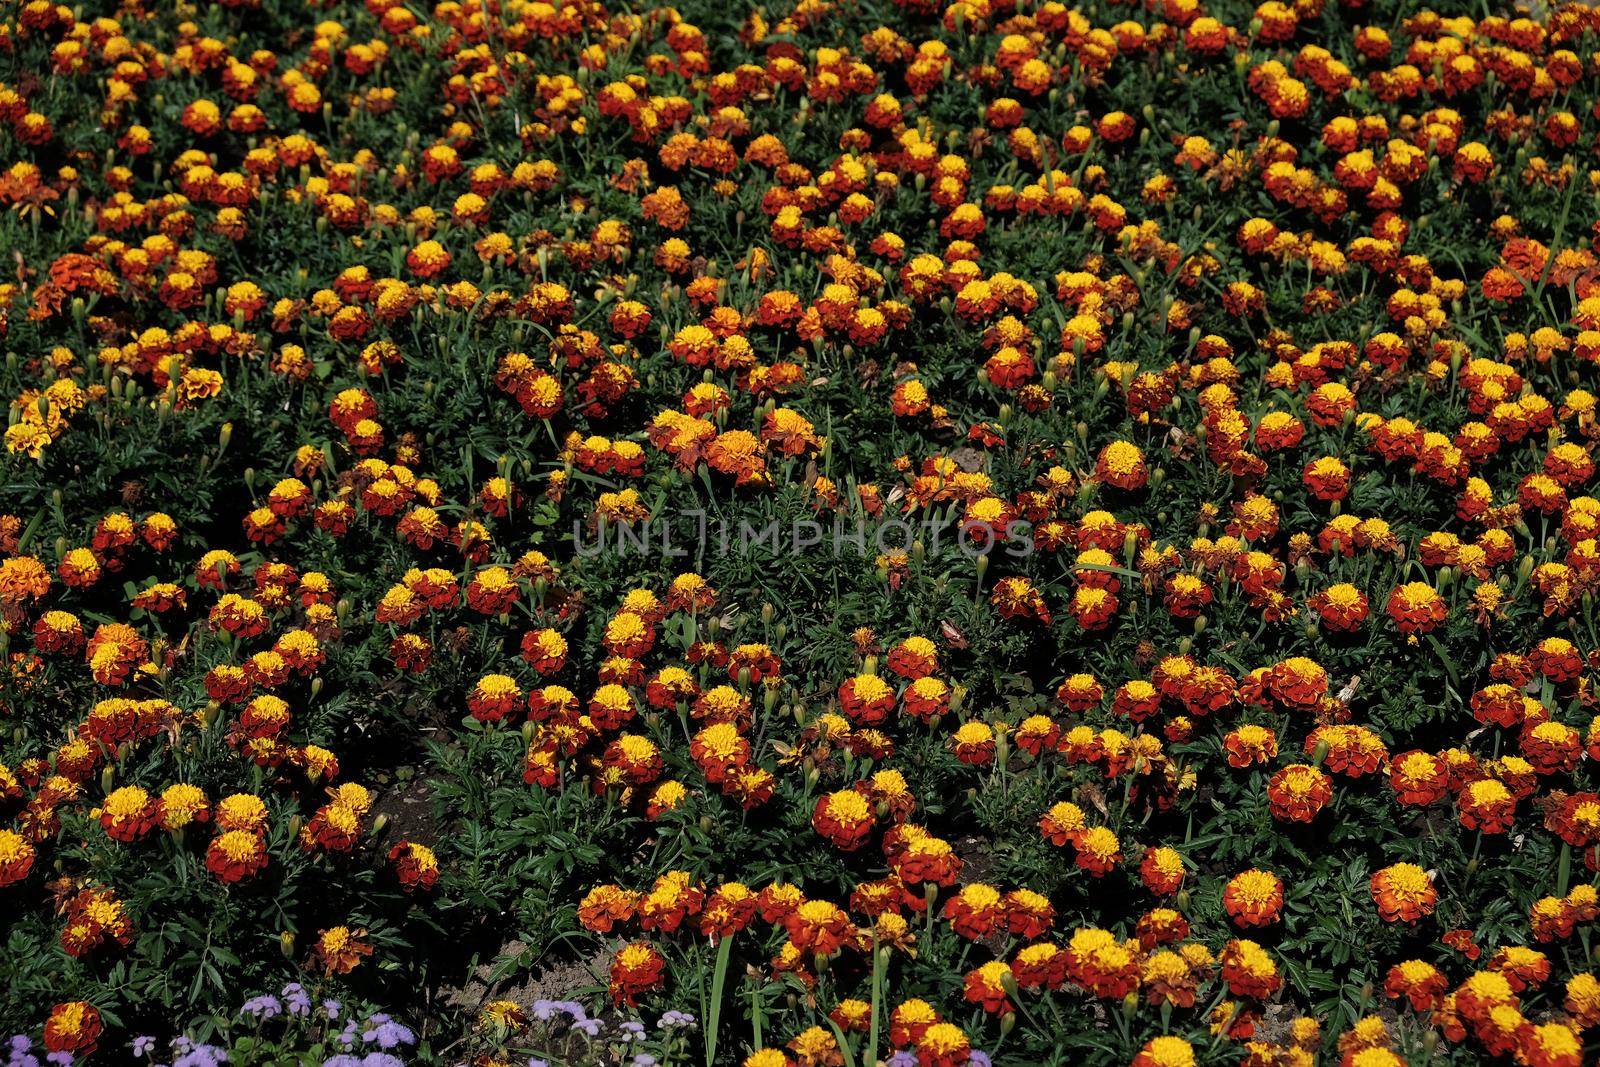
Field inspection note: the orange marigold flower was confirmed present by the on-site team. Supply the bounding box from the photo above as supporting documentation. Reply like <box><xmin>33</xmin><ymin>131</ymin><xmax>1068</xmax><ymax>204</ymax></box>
<box><xmin>1371</xmin><ymin>863</ymin><xmax>1437</xmax><ymax>922</ymax></box>
<box><xmin>813</xmin><ymin>790</ymin><xmax>875</xmax><ymax>851</ymax></box>
<box><xmin>1267</xmin><ymin>763</ymin><xmax>1333</xmax><ymax>822</ymax></box>
<box><xmin>608</xmin><ymin>941</ymin><xmax>665</xmax><ymax>1005</ymax></box>
<box><xmin>1223</xmin><ymin>869</ymin><xmax>1284</xmax><ymax>927</ymax></box>
<box><xmin>1458</xmin><ymin>778</ymin><xmax>1517</xmax><ymax>833</ymax></box>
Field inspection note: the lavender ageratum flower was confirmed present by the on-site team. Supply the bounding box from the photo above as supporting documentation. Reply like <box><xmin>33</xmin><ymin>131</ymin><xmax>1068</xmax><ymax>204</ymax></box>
<box><xmin>322</xmin><ymin>1057</ymin><xmax>364</xmax><ymax>1067</ymax></box>
<box><xmin>571</xmin><ymin>1018</ymin><xmax>601</xmax><ymax>1038</ymax></box>
<box><xmin>360</xmin><ymin>1055</ymin><xmax>405</xmax><ymax>1067</ymax></box>
<box><xmin>8</xmin><ymin>1037</ymin><xmax>38</xmax><ymax>1067</ymax></box>
<box><xmin>169</xmin><ymin>1040</ymin><xmax>192</xmax><ymax>1056</ymax></box>
<box><xmin>360</xmin><ymin>1019</ymin><xmax>414</xmax><ymax>1050</ymax></box>
<box><xmin>171</xmin><ymin>1045</ymin><xmax>228</xmax><ymax>1067</ymax></box>
<box><xmin>282</xmin><ymin>984</ymin><xmax>312</xmax><ymax>1017</ymax></box>
<box><xmin>324</xmin><ymin>1000</ymin><xmax>343</xmax><ymax>1022</ymax></box>
<box><xmin>656</xmin><ymin>1011</ymin><xmax>696</xmax><ymax>1030</ymax></box>
<box><xmin>526</xmin><ymin>1060</ymin><xmax>548</xmax><ymax>1067</ymax></box>
<box><xmin>45</xmin><ymin>1054</ymin><xmax>73</xmax><ymax>1067</ymax></box>
<box><xmin>630</xmin><ymin>1056</ymin><xmax>657</xmax><ymax>1067</ymax></box>
<box><xmin>887</xmin><ymin>1053</ymin><xmax>918</xmax><ymax>1067</ymax></box>
<box><xmin>970</xmin><ymin>1054</ymin><xmax>993</xmax><ymax>1067</ymax></box>
<box><xmin>240</xmin><ymin>995</ymin><xmax>283</xmax><ymax>1021</ymax></box>
<box><xmin>132</xmin><ymin>1036</ymin><xmax>157</xmax><ymax>1057</ymax></box>
<box><xmin>619</xmin><ymin>1021</ymin><xmax>645</xmax><ymax>1043</ymax></box>
<box><xmin>528</xmin><ymin>1000</ymin><xmax>557</xmax><ymax>1023</ymax></box>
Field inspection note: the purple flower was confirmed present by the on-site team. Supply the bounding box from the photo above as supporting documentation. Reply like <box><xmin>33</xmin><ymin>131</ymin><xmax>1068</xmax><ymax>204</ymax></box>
<box><xmin>322</xmin><ymin>1057</ymin><xmax>364</xmax><ymax>1067</ymax></box>
<box><xmin>240</xmin><ymin>996</ymin><xmax>282</xmax><ymax>1021</ymax></box>
<box><xmin>970</xmin><ymin>1054</ymin><xmax>993</xmax><ymax>1067</ymax></box>
<box><xmin>45</xmin><ymin>1055</ymin><xmax>73</xmax><ymax>1067</ymax></box>
<box><xmin>282</xmin><ymin>984</ymin><xmax>312</xmax><ymax>1017</ymax></box>
<box><xmin>657</xmin><ymin>1011</ymin><xmax>696</xmax><ymax>1030</ymax></box>
<box><xmin>572</xmin><ymin>1019</ymin><xmax>601</xmax><ymax>1038</ymax></box>
<box><xmin>888</xmin><ymin>1053</ymin><xmax>918</xmax><ymax>1067</ymax></box>
<box><xmin>9</xmin><ymin>1037</ymin><xmax>39</xmax><ymax>1067</ymax></box>
<box><xmin>527</xmin><ymin>1060</ymin><xmax>548</xmax><ymax>1067</ymax></box>
<box><xmin>132</xmin><ymin>1037</ymin><xmax>157</xmax><ymax>1057</ymax></box>
<box><xmin>171</xmin><ymin>1045</ymin><xmax>228</xmax><ymax>1067</ymax></box>
<box><xmin>360</xmin><ymin>1020</ymin><xmax>414</xmax><ymax>1050</ymax></box>
<box><xmin>630</xmin><ymin>1056</ymin><xmax>657</xmax><ymax>1067</ymax></box>
<box><xmin>323</xmin><ymin>1000</ymin><xmax>343</xmax><ymax>1022</ymax></box>
<box><xmin>360</xmin><ymin>1055</ymin><xmax>405</xmax><ymax>1067</ymax></box>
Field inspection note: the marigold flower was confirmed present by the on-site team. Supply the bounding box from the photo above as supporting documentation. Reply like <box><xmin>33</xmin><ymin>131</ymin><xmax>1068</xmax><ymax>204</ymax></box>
<box><xmin>1133</xmin><ymin>1035</ymin><xmax>1195</xmax><ymax>1067</ymax></box>
<box><xmin>43</xmin><ymin>1002</ymin><xmax>101</xmax><ymax>1058</ymax></box>
<box><xmin>1458</xmin><ymin>778</ymin><xmax>1516</xmax><ymax>833</ymax></box>
<box><xmin>1387</xmin><ymin>582</ymin><xmax>1447</xmax><ymax>634</ymax></box>
<box><xmin>1223</xmin><ymin>869</ymin><xmax>1284</xmax><ymax>927</ymax></box>
<box><xmin>1371</xmin><ymin>863</ymin><xmax>1437</xmax><ymax>922</ymax></box>
<box><xmin>0</xmin><ymin>828</ymin><xmax>36</xmax><ymax>886</ymax></box>
<box><xmin>813</xmin><ymin>789</ymin><xmax>875</xmax><ymax>851</ymax></box>
<box><xmin>1139</xmin><ymin>846</ymin><xmax>1185</xmax><ymax>896</ymax></box>
<box><xmin>206</xmin><ymin>829</ymin><xmax>267</xmax><ymax>882</ymax></box>
<box><xmin>1073</xmin><ymin>826</ymin><xmax>1123</xmax><ymax>876</ymax></box>
<box><xmin>608</xmin><ymin>941</ymin><xmax>665</xmax><ymax>1005</ymax></box>
<box><xmin>1267</xmin><ymin>763</ymin><xmax>1333</xmax><ymax>822</ymax></box>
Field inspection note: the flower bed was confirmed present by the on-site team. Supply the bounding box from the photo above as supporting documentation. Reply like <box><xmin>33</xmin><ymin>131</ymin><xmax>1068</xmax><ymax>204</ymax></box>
<box><xmin>3</xmin><ymin>0</ymin><xmax>1600</xmax><ymax>1063</ymax></box>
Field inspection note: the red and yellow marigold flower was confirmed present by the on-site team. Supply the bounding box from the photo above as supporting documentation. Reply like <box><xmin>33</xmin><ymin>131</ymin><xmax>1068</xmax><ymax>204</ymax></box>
<box><xmin>1390</xmin><ymin>750</ymin><xmax>1449</xmax><ymax>806</ymax></box>
<box><xmin>96</xmin><ymin>785</ymin><xmax>156</xmax><ymax>842</ymax></box>
<box><xmin>608</xmin><ymin>941</ymin><xmax>665</xmax><ymax>1005</ymax></box>
<box><xmin>962</xmin><ymin>959</ymin><xmax>1013</xmax><ymax>1014</ymax></box>
<box><xmin>1385</xmin><ymin>959</ymin><xmax>1448</xmax><ymax>1010</ymax></box>
<box><xmin>838</xmin><ymin>673</ymin><xmax>896</xmax><ymax>726</ymax></box>
<box><xmin>1371</xmin><ymin>863</ymin><xmax>1437</xmax><ymax>922</ymax></box>
<box><xmin>1311</xmin><ymin>583</ymin><xmax>1369</xmax><ymax>631</ymax></box>
<box><xmin>0</xmin><ymin>829</ymin><xmax>36</xmax><ymax>886</ymax></box>
<box><xmin>1040</xmin><ymin>801</ymin><xmax>1086</xmax><ymax>846</ymax></box>
<box><xmin>785</xmin><ymin>899</ymin><xmax>855</xmax><ymax>956</ymax></box>
<box><xmin>388</xmin><ymin>841</ymin><xmax>439</xmax><ymax>892</ymax></box>
<box><xmin>43</xmin><ymin>1002</ymin><xmax>102</xmax><ymax>1058</ymax></box>
<box><xmin>950</xmin><ymin>721</ymin><xmax>996</xmax><ymax>765</ymax></box>
<box><xmin>1302</xmin><ymin>456</ymin><xmax>1351</xmax><ymax>500</ymax></box>
<box><xmin>1458</xmin><ymin>778</ymin><xmax>1517</xmax><ymax>833</ymax></box>
<box><xmin>1096</xmin><ymin>440</ymin><xmax>1147</xmax><ymax>490</ymax></box>
<box><xmin>1139</xmin><ymin>846</ymin><xmax>1185</xmax><ymax>896</ymax></box>
<box><xmin>943</xmin><ymin>883</ymin><xmax>1002</xmax><ymax>940</ymax></box>
<box><xmin>1224</xmin><ymin>724</ymin><xmax>1278</xmax><ymax>767</ymax></box>
<box><xmin>1132</xmin><ymin>1036</ymin><xmax>1195</xmax><ymax>1067</ymax></box>
<box><xmin>1065</xmin><ymin>927</ymin><xmax>1140</xmax><ymax>998</ymax></box>
<box><xmin>206</xmin><ymin>830</ymin><xmax>268</xmax><ymax>883</ymax></box>
<box><xmin>1267</xmin><ymin>764</ymin><xmax>1333</xmax><ymax>822</ymax></box>
<box><xmin>1073</xmin><ymin>826</ymin><xmax>1123</xmax><ymax>876</ymax></box>
<box><xmin>1220</xmin><ymin>938</ymin><xmax>1281</xmax><ymax>999</ymax></box>
<box><xmin>313</xmin><ymin>925</ymin><xmax>373</xmax><ymax>975</ymax></box>
<box><xmin>813</xmin><ymin>789</ymin><xmax>875</xmax><ymax>851</ymax></box>
<box><xmin>638</xmin><ymin>871</ymin><xmax>704</xmax><ymax>933</ymax></box>
<box><xmin>1387</xmin><ymin>582</ymin><xmax>1447</xmax><ymax>634</ymax></box>
<box><xmin>1223</xmin><ymin>869</ymin><xmax>1284</xmax><ymax>927</ymax></box>
<box><xmin>914</xmin><ymin>1021</ymin><xmax>971</xmax><ymax>1067</ymax></box>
